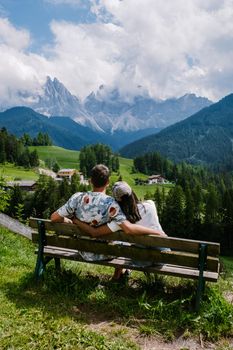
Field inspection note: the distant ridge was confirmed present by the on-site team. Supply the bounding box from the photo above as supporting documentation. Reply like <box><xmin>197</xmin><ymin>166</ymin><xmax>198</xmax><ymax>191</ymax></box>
<box><xmin>120</xmin><ymin>93</ymin><xmax>233</xmax><ymax>169</ymax></box>
<box><xmin>0</xmin><ymin>107</ymin><xmax>105</xmax><ymax>150</ymax></box>
<box><xmin>0</xmin><ymin>106</ymin><xmax>159</xmax><ymax>150</ymax></box>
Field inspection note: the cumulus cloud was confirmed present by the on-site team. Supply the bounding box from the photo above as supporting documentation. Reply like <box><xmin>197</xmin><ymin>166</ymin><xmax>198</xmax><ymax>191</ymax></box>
<box><xmin>0</xmin><ymin>18</ymin><xmax>48</xmax><ymax>106</ymax></box>
<box><xmin>87</xmin><ymin>0</ymin><xmax>233</xmax><ymax>101</ymax></box>
<box><xmin>1</xmin><ymin>0</ymin><xmax>233</xmax><ymax>105</ymax></box>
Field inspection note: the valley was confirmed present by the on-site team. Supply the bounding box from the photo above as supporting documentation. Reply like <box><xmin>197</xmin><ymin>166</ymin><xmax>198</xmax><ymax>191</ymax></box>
<box><xmin>0</xmin><ymin>145</ymin><xmax>171</xmax><ymax>198</ymax></box>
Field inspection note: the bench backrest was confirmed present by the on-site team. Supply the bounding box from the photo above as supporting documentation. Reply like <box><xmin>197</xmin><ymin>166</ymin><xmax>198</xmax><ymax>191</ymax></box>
<box><xmin>29</xmin><ymin>218</ymin><xmax>220</xmax><ymax>273</ymax></box>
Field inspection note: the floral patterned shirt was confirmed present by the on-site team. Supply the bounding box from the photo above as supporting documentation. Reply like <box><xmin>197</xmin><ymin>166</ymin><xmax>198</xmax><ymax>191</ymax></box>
<box><xmin>56</xmin><ymin>191</ymin><xmax>126</xmax><ymax>261</ymax></box>
<box><xmin>57</xmin><ymin>191</ymin><xmax>126</xmax><ymax>225</ymax></box>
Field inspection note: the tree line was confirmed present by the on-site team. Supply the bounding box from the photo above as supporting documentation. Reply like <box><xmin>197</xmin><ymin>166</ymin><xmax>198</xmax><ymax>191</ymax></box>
<box><xmin>134</xmin><ymin>151</ymin><xmax>233</xmax><ymax>254</ymax></box>
<box><xmin>0</xmin><ymin>128</ymin><xmax>39</xmax><ymax>168</ymax></box>
<box><xmin>20</xmin><ymin>132</ymin><xmax>52</xmax><ymax>147</ymax></box>
<box><xmin>0</xmin><ymin>174</ymin><xmax>90</xmax><ymax>222</ymax></box>
<box><xmin>79</xmin><ymin>143</ymin><xmax>119</xmax><ymax>177</ymax></box>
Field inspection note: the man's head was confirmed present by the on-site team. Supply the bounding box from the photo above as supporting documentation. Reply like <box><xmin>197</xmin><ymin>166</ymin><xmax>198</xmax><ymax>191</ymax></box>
<box><xmin>90</xmin><ymin>164</ymin><xmax>110</xmax><ymax>189</ymax></box>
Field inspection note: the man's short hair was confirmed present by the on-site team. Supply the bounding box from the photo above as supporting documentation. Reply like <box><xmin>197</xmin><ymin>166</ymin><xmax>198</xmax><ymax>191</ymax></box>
<box><xmin>90</xmin><ymin>164</ymin><xmax>110</xmax><ymax>188</ymax></box>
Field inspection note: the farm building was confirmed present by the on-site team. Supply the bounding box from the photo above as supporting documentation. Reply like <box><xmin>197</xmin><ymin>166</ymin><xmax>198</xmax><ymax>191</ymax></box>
<box><xmin>147</xmin><ymin>175</ymin><xmax>168</xmax><ymax>184</ymax></box>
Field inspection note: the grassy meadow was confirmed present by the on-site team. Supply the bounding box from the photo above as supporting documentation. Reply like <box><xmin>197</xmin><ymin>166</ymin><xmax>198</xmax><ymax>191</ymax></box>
<box><xmin>26</xmin><ymin>145</ymin><xmax>172</xmax><ymax>199</ymax></box>
<box><xmin>1</xmin><ymin>227</ymin><xmax>233</xmax><ymax>349</ymax></box>
<box><xmin>0</xmin><ymin>163</ymin><xmax>38</xmax><ymax>181</ymax></box>
<box><xmin>29</xmin><ymin>145</ymin><xmax>80</xmax><ymax>169</ymax></box>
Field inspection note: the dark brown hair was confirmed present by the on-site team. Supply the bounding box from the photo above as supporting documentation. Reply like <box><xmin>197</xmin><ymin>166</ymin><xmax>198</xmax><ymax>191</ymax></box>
<box><xmin>118</xmin><ymin>191</ymin><xmax>142</xmax><ymax>223</ymax></box>
<box><xmin>90</xmin><ymin>164</ymin><xmax>110</xmax><ymax>188</ymax></box>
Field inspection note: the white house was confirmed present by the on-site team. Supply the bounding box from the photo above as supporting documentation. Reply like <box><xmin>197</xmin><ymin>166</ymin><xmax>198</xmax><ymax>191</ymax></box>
<box><xmin>147</xmin><ymin>175</ymin><xmax>167</xmax><ymax>184</ymax></box>
<box><xmin>57</xmin><ymin>169</ymin><xmax>76</xmax><ymax>180</ymax></box>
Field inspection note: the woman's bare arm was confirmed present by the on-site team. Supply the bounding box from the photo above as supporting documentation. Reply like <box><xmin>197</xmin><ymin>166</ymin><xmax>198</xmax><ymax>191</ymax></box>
<box><xmin>73</xmin><ymin>217</ymin><xmax>167</xmax><ymax>237</ymax></box>
<box><xmin>119</xmin><ymin>221</ymin><xmax>167</xmax><ymax>236</ymax></box>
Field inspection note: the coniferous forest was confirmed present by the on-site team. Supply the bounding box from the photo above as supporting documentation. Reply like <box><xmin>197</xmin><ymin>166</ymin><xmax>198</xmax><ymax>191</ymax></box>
<box><xmin>79</xmin><ymin>143</ymin><xmax>119</xmax><ymax>176</ymax></box>
<box><xmin>134</xmin><ymin>152</ymin><xmax>233</xmax><ymax>254</ymax></box>
<box><xmin>0</xmin><ymin>128</ymin><xmax>50</xmax><ymax>167</ymax></box>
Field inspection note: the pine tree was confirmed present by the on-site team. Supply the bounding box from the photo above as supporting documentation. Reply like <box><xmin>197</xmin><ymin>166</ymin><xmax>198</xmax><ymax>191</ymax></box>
<box><xmin>0</xmin><ymin>177</ymin><xmax>10</xmax><ymax>212</ymax></box>
<box><xmin>7</xmin><ymin>185</ymin><xmax>24</xmax><ymax>218</ymax></box>
<box><xmin>162</xmin><ymin>185</ymin><xmax>185</xmax><ymax>237</ymax></box>
<box><xmin>52</xmin><ymin>162</ymin><xmax>60</xmax><ymax>173</ymax></box>
<box><xmin>204</xmin><ymin>184</ymin><xmax>220</xmax><ymax>224</ymax></box>
<box><xmin>184</xmin><ymin>185</ymin><xmax>195</xmax><ymax>237</ymax></box>
<box><xmin>154</xmin><ymin>187</ymin><xmax>163</xmax><ymax>218</ymax></box>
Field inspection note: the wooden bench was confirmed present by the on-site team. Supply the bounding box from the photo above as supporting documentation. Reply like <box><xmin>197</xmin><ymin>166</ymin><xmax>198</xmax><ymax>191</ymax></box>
<box><xmin>29</xmin><ymin>217</ymin><xmax>220</xmax><ymax>311</ymax></box>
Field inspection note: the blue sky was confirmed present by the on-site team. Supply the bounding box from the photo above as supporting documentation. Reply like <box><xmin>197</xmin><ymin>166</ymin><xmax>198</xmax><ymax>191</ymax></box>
<box><xmin>0</xmin><ymin>0</ymin><xmax>95</xmax><ymax>50</ymax></box>
<box><xmin>1</xmin><ymin>0</ymin><xmax>233</xmax><ymax>105</ymax></box>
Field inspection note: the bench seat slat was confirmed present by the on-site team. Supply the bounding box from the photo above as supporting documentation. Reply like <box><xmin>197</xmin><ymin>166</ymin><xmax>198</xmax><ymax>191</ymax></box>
<box><xmin>41</xmin><ymin>246</ymin><xmax>219</xmax><ymax>282</ymax></box>
<box><xmin>32</xmin><ymin>232</ymin><xmax>219</xmax><ymax>271</ymax></box>
<box><xmin>29</xmin><ymin>218</ymin><xmax>220</xmax><ymax>256</ymax></box>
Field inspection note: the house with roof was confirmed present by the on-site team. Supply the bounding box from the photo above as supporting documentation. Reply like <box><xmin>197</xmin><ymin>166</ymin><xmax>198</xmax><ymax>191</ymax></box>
<box><xmin>57</xmin><ymin>169</ymin><xmax>76</xmax><ymax>180</ymax></box>
<box><xmin>147</xmin><ymin>175</ymin><xmax>168</xmax><ymax>185</ymax></box>
<box><xmin>6</xmin><ymin>181</ymin><xmax>37</xmax><ymax>192</ymax></box>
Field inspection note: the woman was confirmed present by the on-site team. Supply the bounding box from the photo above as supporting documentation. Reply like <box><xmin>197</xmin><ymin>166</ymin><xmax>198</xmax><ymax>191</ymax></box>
<box><xmin>74</xmin><ymin>181</ymin><xmax>167</xmax><ymax>279</ymax></box>
<box><xmin>111</xmin><ymin>181</ymin><xmax>165</xmax><ymax>233</ymax></box>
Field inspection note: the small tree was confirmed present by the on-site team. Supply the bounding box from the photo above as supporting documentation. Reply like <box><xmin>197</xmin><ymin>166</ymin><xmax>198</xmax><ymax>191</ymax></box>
<box><xmin>52</xmin><ymin>162</ymin><xmax>60</xmax><ymax>173</ymax></box>
<box><xmin>0</xmin><ymin>177</ymin><xmax>10</xmax><ymax>212</ymax></box>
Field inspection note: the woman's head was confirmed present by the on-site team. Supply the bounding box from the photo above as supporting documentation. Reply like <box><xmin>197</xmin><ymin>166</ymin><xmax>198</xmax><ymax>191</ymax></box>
<box><xmin>112</xmin><ymin>181</ymin><xmax>141</xmax><ymax>223</ymax></box>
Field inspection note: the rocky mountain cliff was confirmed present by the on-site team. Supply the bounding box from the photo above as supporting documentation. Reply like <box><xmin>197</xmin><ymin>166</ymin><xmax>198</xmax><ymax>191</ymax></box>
<box><xmin>27</xmin><ymin>77</ymin><xmax>212</xmax><ymax>133</ymax></box>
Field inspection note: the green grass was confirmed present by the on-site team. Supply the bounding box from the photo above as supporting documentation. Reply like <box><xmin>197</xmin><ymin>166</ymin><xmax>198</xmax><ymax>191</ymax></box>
<box><xmin>0</xmin><ymin>163</ymin><xmax>38</xmax><ymax>181</ymax></box>
<box><xmin>1</xmin><ymin>228</ymin><xmax>233</xmax><ymax>349</ymax></box>
<box><xmin>29</xmin><ymin>146</ymin><xmax>80</xmax><ymax>169</ymax></box>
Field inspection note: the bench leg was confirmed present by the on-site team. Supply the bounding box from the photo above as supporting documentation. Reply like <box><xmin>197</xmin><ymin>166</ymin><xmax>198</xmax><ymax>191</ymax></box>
<box><xmin>35</xmin><ymin>251</ymin><xmax>45</xmax><ymax>280</ymax></box>
<box><xmin>54</xmin><ymin>258</ymin><xmax>61</xmax><ymax>273</ymax></box>
<box><xmin>195</xmin><ymin>243</ymin><xmax>207</xmax><ymax>312</ymax></box>
<box><xmin>34</xmin><ymin>220</ymin><xmax>46</xmax><ymax>280</ymax></box>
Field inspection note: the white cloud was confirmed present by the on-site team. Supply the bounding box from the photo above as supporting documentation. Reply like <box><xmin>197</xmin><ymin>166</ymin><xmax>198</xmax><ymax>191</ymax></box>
<box><xmin>1</xmin><ymin>0</ymin><xmax>233</xmax><ymax>105</ymax></box>
<box><xmin>0</xmin><ymin>17</ymin><xmax>30</xmax><ymax>50</ymax></box>
<box><xmin>0</xmin><ymin>18</ymin><xmax>46</xmax><ymax>106</ymax></box>
<box><xmin>44</xmin><ymin>0</ymin><xmax>82</xmax><ymax>5</ymax></box>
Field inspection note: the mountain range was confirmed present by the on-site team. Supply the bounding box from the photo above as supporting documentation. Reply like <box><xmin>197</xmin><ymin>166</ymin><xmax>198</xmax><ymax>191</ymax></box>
<box><xmin>1</xmin><ymin>81</ymin><xmax>233</xmax><ymax>169</ymax></box>
<box><xmin>1</xmin><ymin>76</ymin><xmax>212</xmax><ymax>133</ymax></box>
<box><xmin>0</xmin><ymin>76</ymin><xmax>213</xmax><ymax>151</ymax></box>
<box><xmin>120</xmin><ymin>93</ymin><xmax>233</xmax><ymax>169</ymax></box>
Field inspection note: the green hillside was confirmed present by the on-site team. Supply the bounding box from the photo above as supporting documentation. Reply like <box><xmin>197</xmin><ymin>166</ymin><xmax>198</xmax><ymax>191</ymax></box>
<box><xmin>0</xmin><ymin>145</ymin><xmax>171</xmax><ymax>198</ymax></box>
<box><xmin>120</xmin><ymin>93</ymin><xmax>233</xmax><ymax>170</ymax></box>
<box><xmin>0</xmin><ymin>164</ymin><xmax>38</xmax><ymax>181</ymax></box>
<box><xmin>112</xmin><ymin>157</ymin><xmax>172</xmax><ymax>199</ymax></box>
<box><xmin>29</xmin><ymin>146</ymin><xmax>80</xmax><ymax>169</ymax></box>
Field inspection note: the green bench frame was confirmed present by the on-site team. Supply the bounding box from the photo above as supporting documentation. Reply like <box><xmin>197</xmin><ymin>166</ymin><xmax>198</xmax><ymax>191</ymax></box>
<box><xmin>29</xmin><ymin>218</ymin><xmax>220</xmax><ymax>312</ymax></box>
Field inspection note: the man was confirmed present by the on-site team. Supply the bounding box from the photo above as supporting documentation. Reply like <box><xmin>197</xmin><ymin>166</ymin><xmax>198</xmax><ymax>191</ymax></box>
<box><xmin>51</xmin><ymin>164</ymin><xmax>162</xmax><ymax>236</ymax></box>
<box><xmin>51</xmin><ymin>164</ymin><xmax>164</xmax><ymax>264</ymax></box>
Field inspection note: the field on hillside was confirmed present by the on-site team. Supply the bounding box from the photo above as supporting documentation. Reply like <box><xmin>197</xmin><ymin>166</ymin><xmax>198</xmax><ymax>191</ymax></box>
<box><xmin>115</xmin><ymin>157</ymin><xmax>172</xmax><ymax>199</ymax></box>
<box><xmin>1</xmin><ymin>227</ymin><xmax>233</xmax><ymax>349</ymax></box>
<box><xmin>30</xmin><ymin>146</ymin><xmax>172</xmax><ymax>198</ymax></box>
<box><xmin>2</xmin><ymin>146</ymin><xmax>172</xmax><ymax>198</ymax></box>
<box><xmin>29</xmin><ymin>146</ymin><xmax>80</xmax><ymax>169</ymax></box>
<box><xmin>0</xmin><ymin>163</ymin><xmax>38</xmax><ymax>181</ymax></box>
